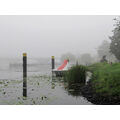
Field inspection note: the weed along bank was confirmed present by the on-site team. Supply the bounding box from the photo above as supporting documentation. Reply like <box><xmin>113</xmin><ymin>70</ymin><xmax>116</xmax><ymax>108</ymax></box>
<box><xmin>63</xmin><ymin>65</ymin><xmax>87</xmax><ymax>96</ymax></box>
<box><xmin>62</xmin><ymin>62</ymin><xmax>120</xmax><ymax>105</ymax></box>
<box><xmin>81</xmin><ymin>63</ymin><xmax>120</xmax><ymax>104</ymax></box>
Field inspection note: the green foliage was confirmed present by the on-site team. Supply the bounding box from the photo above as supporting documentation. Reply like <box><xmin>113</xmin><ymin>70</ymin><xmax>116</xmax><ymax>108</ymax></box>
<box><xmin>97</xmin><ymin>40</ymin><xmax>117</xmax><ymax>62</ymax></box>
<box><xmin>109</xmin><ymin>17</ymin><xmax>120</xmax><ymax>61</ymax></box>
<box><xmin>97</xmin><ymin>40</ymin><xmax>110</xmax><ymax>59</ymax></box>
<box><xmin>88</xmin><ymin>62</ymin><xmax>120</xmax><ymax>97</ymax></box>
<box><xmin>64</xmin><ymin>65</ymin><xmax>87</xmax><ymax>85</ymax></box>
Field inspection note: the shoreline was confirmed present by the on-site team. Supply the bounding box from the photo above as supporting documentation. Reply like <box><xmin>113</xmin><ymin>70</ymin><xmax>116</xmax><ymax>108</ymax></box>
<box><xmin>81</xmin><ymin>82</ymin><xmax>120</xmax><ymax>105</ymax></box>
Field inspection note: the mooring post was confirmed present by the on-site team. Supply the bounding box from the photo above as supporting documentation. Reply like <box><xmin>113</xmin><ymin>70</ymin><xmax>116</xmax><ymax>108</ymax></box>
<box><xmin>51</xmin><ymin>56</ymin><xmax>55</xmax><ymax>70</ymax></box>
<box><xmin>51</xmin><ymin>56</ymin><xmax>55</xmax><ymax>79</ymax></box>
<box><xmin>23</xmin><ymin>53</ymin><xmax>27</xmax><ymax>97</ymax></box>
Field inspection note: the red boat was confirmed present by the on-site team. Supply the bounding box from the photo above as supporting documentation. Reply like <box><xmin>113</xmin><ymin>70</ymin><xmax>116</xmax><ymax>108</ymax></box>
<box><xmin>52</xmin><ymin>59</ymin><xmax>69</xmax><ymax>77</ymax></box>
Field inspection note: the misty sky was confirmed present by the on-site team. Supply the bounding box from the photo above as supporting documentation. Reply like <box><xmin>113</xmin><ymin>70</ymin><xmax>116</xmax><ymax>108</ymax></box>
<box><xmin>0</xmin><ymin>15</ymin><xmax>117</xmax><ymax>58</ymax></box>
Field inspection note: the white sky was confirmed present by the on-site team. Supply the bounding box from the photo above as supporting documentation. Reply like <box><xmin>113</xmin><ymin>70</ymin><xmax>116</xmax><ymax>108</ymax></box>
<box><xmin>0</xmin><ymin>15</ymin><xmax>117</xmax><ymax>58</ymax></box>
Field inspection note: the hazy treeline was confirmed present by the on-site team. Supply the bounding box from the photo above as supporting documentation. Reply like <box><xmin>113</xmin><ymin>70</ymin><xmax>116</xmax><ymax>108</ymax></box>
<box><xmin>60</xmin><ymin>17</ymin><xmax>120</xmax><ymax>65</ymax></box>
<box><xmin>60</xmin><ymin>40</ymin><xmax>118</xmax><ymax>65</ymax></box>
<box><xmin>60</xmin><ymin>52</ymin><xmax>96</xmax><ymax>65</ymax></box>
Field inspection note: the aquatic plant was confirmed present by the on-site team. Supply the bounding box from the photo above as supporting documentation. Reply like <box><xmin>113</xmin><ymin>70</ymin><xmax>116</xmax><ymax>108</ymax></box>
<box><xmin>63</xmin><ymin>65</ymin><xmax>87</xmax><ymax>97</ymax></box>
<box><xmin>64</xmin><ymin>65</ymin><xmax>87</xmax><ymax>85</ymax></box>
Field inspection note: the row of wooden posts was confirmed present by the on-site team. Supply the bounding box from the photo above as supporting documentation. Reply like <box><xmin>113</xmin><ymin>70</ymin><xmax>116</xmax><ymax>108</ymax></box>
<box><xmin>22</xmin><ymin>53</ymin><xmax>55</xmax><ymax>97</ymax></box>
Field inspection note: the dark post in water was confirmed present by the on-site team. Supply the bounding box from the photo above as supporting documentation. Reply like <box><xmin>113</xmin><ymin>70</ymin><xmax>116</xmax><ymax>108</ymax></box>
<box><xmin>23</xmin><ymin>53</ymin><xmax>27</xmax><ymax>97</ymax></box>
<box><xmin>51</xmin><ymin>56</ymin><xmax>55</xmax><ymax>70</ymax></box>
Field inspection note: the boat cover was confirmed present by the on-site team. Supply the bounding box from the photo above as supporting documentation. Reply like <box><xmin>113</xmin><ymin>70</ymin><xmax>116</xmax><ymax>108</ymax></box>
<box><xmin>57</xmin><ymin>59</ymin><xmax>69</xmax><ymax>70</ymax></box>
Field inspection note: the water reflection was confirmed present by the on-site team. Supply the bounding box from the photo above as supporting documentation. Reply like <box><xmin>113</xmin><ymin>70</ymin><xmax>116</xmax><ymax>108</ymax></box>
<box><xmin>63</xmin><ymin>82</ymin><xmax>84</xmax><ymax>97</ymax></box>
<box><xmin>51</xmin><ymin>82</ymin><xmax>55</xmax><ymax>89</ymax></box>
<box><xmin>52</xmin><ymin>76</ymin><xmax>84</xmax><ymax>97</ymax></box>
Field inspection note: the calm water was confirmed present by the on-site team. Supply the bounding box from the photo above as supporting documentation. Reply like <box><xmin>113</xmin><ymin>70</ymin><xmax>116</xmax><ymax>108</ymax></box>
<box><xmin>0</xmin><ymin>59</ymin><xmax>92</xmax><ymax>105</ymax></box>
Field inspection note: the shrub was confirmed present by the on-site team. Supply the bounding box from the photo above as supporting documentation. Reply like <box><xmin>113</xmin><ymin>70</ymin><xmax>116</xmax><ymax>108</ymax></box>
<box><xmin>88</xmin><ymin>62</ymin><xmax>120</xmax><ymax>97</ymax></box>
<box><xmin>64</xmin><ymin>65</ymin><xmax>87</xmax><ymax>85</ymax></box>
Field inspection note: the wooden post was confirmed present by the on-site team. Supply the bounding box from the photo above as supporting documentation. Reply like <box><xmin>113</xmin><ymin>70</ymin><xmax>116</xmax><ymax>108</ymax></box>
<box><xmin>51</xmin><ymin>56</ymin><xmax>55</xmax><ymax>70</ymax></box>
<box><xmin>23</xmin><ymin>53</ymin><xmax>27</xmax><ymax>97</ymax></box>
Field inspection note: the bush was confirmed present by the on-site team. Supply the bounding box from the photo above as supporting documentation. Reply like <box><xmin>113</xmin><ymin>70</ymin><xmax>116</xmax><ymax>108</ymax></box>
<box><xmin>64</xmin><ymin>65</ymin><xmax>87</xmax><ymax>85</ymax></box>
<box><xmin>88</xmin><ymin>62</ymin><xmax>120</xmax><ymax>97</ymax></box>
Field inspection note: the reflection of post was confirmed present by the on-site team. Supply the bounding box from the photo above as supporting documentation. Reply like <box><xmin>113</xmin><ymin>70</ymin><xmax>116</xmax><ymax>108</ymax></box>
<box><xmin>51</xmin><ymin>82</ymin><xmax>55</xmax><ymax>89</ymax></box>
<box><xmin>23</xmin><ymin>53</ymin><xmax>27</xmax><ymax>97</ymax></box>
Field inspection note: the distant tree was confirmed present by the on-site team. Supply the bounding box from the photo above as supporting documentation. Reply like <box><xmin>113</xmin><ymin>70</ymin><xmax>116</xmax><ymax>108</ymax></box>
<box><xmin>100</xmin><ymin>55</ymin><xmax>107</xmax><ymax>63</ymax></box>
<box><xmin>60</xmin><ymin>52</ymin><xmax>76</xmax><ymax>63</ymax></box>
<box><xmin>109</xmin><ymin>17</ymin><xmax>120</xmax><ymax>61</ymax></box>
<box><xmin>97</xmin><ymin>40</ymin><xmax>117</xmax><ymax>62</ymax></box>
<box><xmin>97</xmin><ymin>40</ymin><xmax>110</xmax><ymax>59</ymax></box>
<box><xmin>78</xmin><ymin>53</ymin><xmax>93</xmax><ymax>65</ymax></box>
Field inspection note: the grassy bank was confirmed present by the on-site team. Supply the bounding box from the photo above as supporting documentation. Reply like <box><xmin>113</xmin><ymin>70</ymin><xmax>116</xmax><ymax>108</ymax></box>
<box><xmin>88</xmin><ymin>62</ymin><xmax>120</xmax><ymax>98</ymax></box>
<box><xmin>64</xmin><ymin>62</ymin><xmax>120</xmax><ymax>104</ymax></box>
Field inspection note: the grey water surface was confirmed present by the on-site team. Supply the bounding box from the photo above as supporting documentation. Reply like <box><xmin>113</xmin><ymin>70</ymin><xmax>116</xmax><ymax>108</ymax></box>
<box><xmin>0</xmin><ymin>59</ymin><xmax>92</xmax><ymax>105</ymax></box>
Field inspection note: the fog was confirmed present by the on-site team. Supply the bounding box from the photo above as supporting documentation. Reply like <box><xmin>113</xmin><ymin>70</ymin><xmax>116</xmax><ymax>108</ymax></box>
<box><xmin>0</xmin><ymin>15</ymin><xmax>117</xmax><ymax>58</ymax></box>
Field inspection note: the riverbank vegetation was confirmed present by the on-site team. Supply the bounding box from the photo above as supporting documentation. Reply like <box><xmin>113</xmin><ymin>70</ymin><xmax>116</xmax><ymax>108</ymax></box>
<box><xmin>64</xmin><ymin>62</ymin><xmax>120</xmax><ymax>104</ymax></box>
<box><xmin>64</xmin><ymin>65</ymin><xmax>87</xmax><ymax>85</ymax></box>
<box><xmin>63</xmin><ymin>65</ymin><xmax>87</xmax><ymax>97</ymax></box>
<box><xmin>83</xmin><ymin>62</ymin><xmax>120</xmax><ymax>104</ymax></box>
<box><xmin>88</xmin><ymin>62</ymin><xmax>120</xmax><ymax>97</ymax></box>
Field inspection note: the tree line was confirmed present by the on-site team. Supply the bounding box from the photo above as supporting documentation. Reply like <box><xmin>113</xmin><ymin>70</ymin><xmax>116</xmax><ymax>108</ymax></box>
<box><xmin>60</xmin><ymin>16</ymin><xmax>120</xmax><ymax>64</ymax></box>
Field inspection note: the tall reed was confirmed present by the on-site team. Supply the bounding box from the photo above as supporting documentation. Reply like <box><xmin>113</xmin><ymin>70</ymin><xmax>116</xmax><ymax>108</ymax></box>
<box><xmin>64</xmin><ymin>65</ymin><xmax>87</xmax><ymax>85</ymax></box>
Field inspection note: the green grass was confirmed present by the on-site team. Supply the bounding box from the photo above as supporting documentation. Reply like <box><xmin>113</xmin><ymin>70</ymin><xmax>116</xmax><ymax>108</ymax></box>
<box><xmin>64</xmin><ymin>62</ymin><xmax>120</xmax><ymax>98</ymax></box>
<box><xmin>64</xmin><ymin>65</ymin><xmax>87</xmax><ymax>85</ymax></box>
<box><xmin>88</xmin><ymin>62</ymin><xmax>120</xmax><ymax>97</ymax></box>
